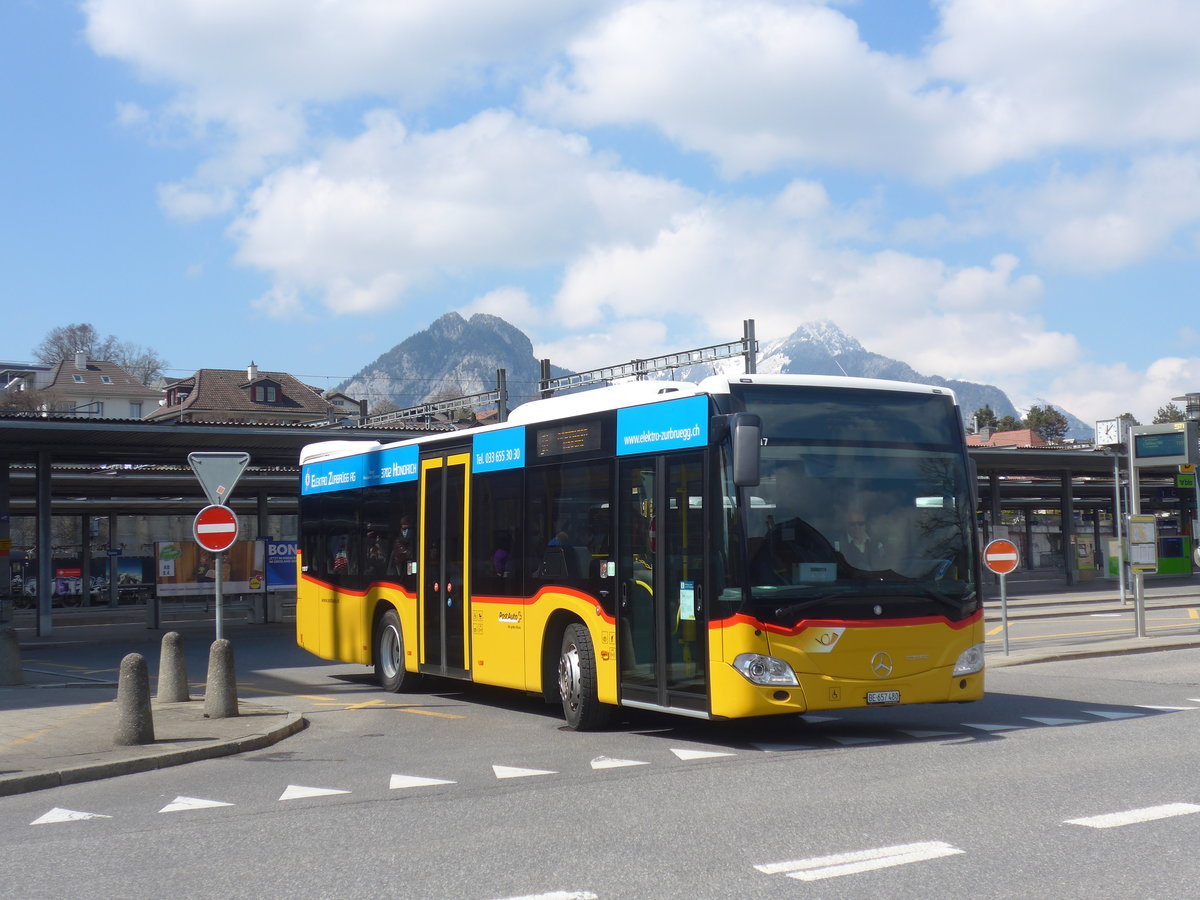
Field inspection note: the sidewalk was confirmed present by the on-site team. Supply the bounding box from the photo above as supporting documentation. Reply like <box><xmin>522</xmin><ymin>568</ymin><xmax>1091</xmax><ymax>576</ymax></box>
<box><xmin>984</xmin><ymin>571</ymin><xmax>1200</xmax><ymax>667</ymax></box>
<box><xmin>0</xmin><ymin>615</ymin><xmax>305</xmax><ymax>798</ymax></box>
<box><xmin>2</xmin><ymin>574</ymin><xmax>1200</xmax><ymax>798</ymax></box>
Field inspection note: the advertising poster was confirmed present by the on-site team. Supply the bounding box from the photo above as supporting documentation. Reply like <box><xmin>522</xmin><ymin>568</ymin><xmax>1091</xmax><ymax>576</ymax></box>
<box><xmin>265</xmin><ymin>541</ymin><xmax>298</xmax><ymax>589</ymax></box>
<box><xmin>156</xmin><ymin>540</ymin><xmax>266</xmax><ymax>597</ymax></box>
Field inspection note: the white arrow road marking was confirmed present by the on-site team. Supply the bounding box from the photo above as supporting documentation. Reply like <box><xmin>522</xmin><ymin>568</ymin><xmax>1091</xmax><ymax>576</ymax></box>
<box><xmin>898</xmin><ymin>729</ymin><xmax>961</xmax><ymax>739</ymax></box>
<box><xmin>489</xmin><ymin>892</ymin><xmax>598</xmax><ymax>900</ymax></box>
<box><xmin>1137</xmin><ymin>705</ymin><xmax>1197</xmax><ymax>711</ymax></box>
<box><xmin>31</xmin><ymin>807</ymin><xmax>112</xmax><ymax>825</ymax></box>
<box><xmin>493</xmin><ymin>765</ymin><xmax>557</xmax><ymax>779</ymax></box>
<box><xmin>963</xmin><ymin>722</ymin><xmax>1021</xmax><ymax>732</ymax></box>
<box><xmin>1023</xmin><ymin>716</ymin><xmax>1086</xmax><ymax>726</ymax></box>
<box><xmin>1083</xmin><ymin>710</ymin><xmax>1144</xmax><ymax>719</ymax></box>
<box><xmin>279</xmin><ymin>785</ymin><xmax>351</xmax><ymax>801</ymax></box>
<box><xmin>160</xmin><ymin>796</ymin><xmax>233</xmax><ymax>813</ymax></box>
<box><xmin>756</xmin><ymin>840</ymin><xmax>964</xmax><ymax>881</ymax></box>
<box><xmin>1066</xmin><ymin>803</ymin><xmax>1200</xmax><ymax>829</ymax></box>
<box><xmin>590</xmin><ymin>756</ymin><xmax>649</xmax><ymax>770</ymax></box>
<box><xmin>750</xmin><ymin>742</ymin><xmax>818</xmax><ymax>752</ymax></box>
<box><xmin>671</xmin><ymin>748</ymin><xmax>735</xmax><ymax>760</ymax></box>
<box><xmin>390</xmin><ymin>774</ymin><xmax>456</xmax><ymax>790</ymax></box>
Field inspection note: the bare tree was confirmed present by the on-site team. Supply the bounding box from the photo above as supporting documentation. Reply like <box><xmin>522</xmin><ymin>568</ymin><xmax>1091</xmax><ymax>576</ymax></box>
<box><xmin>33</xmin><ymin>323</ymin><xmax>167</xmax><ymax>386</ymax></box>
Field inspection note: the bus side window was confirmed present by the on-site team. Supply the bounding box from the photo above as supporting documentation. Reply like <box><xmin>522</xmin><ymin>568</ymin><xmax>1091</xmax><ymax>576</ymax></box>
<box><xmin>473</xmin><ymin>470</ymin><xmax>524</xmax><ymax>597</ymax></box>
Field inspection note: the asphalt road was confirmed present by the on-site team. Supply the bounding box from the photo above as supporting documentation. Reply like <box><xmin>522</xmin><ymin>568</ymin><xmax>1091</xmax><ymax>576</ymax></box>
<box><xmin>2</xmin><ymin>630</ymin><xmax>1200</xmax><ymax>899</ymax></box>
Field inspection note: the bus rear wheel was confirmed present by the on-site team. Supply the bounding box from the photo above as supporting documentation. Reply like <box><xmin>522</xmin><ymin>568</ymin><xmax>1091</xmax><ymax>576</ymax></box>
<box><xmin>375</xmin><ymin>609</ymin><xmax>421</xmax><ymax>692</ymax></box>
<box><xmin>558</xmin><ymin>623</ymin><xmax>612</xmax><ymax>731</ymax></box>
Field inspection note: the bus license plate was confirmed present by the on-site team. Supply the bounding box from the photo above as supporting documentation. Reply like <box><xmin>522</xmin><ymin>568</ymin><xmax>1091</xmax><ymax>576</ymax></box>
<box><xmin>866</xmin><ymin>690</ymin><xmax>900</xmax><ymax>705</ymax></box>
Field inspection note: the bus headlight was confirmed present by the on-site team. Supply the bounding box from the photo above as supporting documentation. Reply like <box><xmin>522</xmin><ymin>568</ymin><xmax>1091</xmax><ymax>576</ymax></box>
<box><xmin>733</xmin><ymin>653</ymin><xmax>799</xmax><ymax>686</ymax></box>
<box><xmin>953</xmin><ymin>642</ymin><xmax>985</xmax><ymax>676</ymax></box>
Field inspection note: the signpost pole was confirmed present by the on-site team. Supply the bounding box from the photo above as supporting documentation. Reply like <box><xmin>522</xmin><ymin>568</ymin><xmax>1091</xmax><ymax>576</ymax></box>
<box><xmin>1000</xmin><ymin>571</ymin><xmax>1009</xmax><ymax>656</ymax></box>
<box><xmin>1128</xmin><ymin>428</ymin><xmax>1146</xmax><ymax>638</ymax></box>
<box><xmin>214</xmin><ymin>552</ymin><xmax>224</xmax><ymax>642</ymax></box>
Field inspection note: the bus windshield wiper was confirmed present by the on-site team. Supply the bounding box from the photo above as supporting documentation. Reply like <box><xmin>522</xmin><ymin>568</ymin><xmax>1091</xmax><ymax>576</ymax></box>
<box><xmin>773</xmin><ymin>595</ymin><xmax>838</xmax><ymax>622</ymax></box>
<box><xmin>893</xmin><ymin>587</ymin><xmax>976</xmax><ymax>615</ymax></box>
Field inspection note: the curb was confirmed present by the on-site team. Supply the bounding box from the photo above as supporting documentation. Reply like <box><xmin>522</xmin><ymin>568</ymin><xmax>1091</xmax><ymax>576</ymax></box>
<box><xmin>0</xmin><ymin>712</ymin><xmax>307</xmax><ymax>798</ymax></box>
<box><xmin>987</xmin><ymin>639</ymin><xmax>1200</xmax><ymax>668</ymax></box>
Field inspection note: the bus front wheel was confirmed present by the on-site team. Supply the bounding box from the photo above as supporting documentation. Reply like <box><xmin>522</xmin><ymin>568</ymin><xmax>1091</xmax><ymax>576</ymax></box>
<box><xmin>558</xmin><ymin>623</ymin><xmax>612</xmax><ymax>731</ymax></box>
<box><xmin>375</xmin><ymin>609</ymin><xmax>421</xmax><ymax>692</ymax></box>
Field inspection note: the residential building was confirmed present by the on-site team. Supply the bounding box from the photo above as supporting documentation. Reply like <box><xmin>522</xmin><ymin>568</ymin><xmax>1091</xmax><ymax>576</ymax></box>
<box><xmin>146</xmin><ymin>362</ymin><xmax>344</xmax><ymax>425</ymax></box>
<box><xmin>19</xmin><ymin>353</ymin><xmax>161</xmax><ymax>418</ymax></box>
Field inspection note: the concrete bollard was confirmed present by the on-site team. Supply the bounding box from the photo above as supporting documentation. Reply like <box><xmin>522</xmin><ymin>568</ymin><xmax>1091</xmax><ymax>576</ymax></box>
<box><xmin>157</xmin><ymin>631</ymin><xmax>190</xmax><ymax>702</ymax></box>
<box><xmin>203</xmin><ymin>638</ymin><xmax>239</xmax><ymax>719</ymax></box>
<box><xmin>114</xmin><ymin>653</ymin><xmax>155</xmax><ymax>745</ymax></box>
<box><xmin>0</xmin><ymin>628</ymin><xmax>23</xmax><ymax>685</ymax></box>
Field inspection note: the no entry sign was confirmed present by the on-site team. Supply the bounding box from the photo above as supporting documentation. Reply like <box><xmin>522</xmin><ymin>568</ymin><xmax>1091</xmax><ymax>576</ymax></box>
<box><xmin>193</xmin><ymin>504</ymin><xmax>239</xmax><ymax>553</ymax></box>
<box><xmin>983</xmin><ymin>538</ymin><xmax>1019</xmax><ymax>576</ymax></box>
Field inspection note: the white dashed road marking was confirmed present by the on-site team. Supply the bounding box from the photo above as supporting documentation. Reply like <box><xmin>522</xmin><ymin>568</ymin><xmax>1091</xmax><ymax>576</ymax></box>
<box><xmin>756</xmin><ymin>840</ymin><xmax>964</xmax><ymax>881</ymax></box>
<box><xmin>1065</xmin><ymin>803</ymin><xmax>1200</xmax><ymax>829</ymax></box>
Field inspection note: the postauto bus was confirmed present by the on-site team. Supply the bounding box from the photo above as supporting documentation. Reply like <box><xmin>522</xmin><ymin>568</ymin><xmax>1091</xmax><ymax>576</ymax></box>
<box><xmin>296</xmin><ymin>374</ymin><xmax>983</xmax><ymax>729</ymax></box>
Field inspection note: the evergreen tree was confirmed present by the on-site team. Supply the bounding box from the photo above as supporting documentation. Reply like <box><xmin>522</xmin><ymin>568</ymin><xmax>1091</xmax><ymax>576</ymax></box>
<box><xmin>1153</xmin><ymin>403</ymin><xmax>1185</xmax><ymax>424</ymax></box>
<box><xmin>1024</xmin><ymin>405</ymin><xmax>1069</xmax><ymax>443</ymax></box>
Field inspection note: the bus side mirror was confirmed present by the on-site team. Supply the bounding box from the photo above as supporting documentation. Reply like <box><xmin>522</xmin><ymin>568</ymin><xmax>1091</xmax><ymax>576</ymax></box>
<box><xmin>732</xmin><ymin>413</ymin><xmax>761</xmax><ymax>487</ymax></box>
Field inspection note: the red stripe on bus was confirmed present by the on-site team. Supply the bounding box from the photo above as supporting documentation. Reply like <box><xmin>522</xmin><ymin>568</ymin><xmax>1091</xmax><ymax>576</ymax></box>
<box><xmin>710</xmin><ymin>608</ymin><xmax>983</xmax><ymax>636</ymax></box>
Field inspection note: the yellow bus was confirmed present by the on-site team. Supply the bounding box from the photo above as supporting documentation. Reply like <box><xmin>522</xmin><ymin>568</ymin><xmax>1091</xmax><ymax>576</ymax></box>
<box><xmin>297</xmin><ymin>374</ymin><xmax>984</xmax><ymax>729</ymax></box>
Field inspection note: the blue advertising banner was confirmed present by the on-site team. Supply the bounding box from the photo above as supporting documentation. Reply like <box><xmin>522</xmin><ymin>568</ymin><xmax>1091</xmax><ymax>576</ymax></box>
<box><xmin>616</xmin><ymin>395</ymin><xmax>708</xmax><ymax>456</ymax></box>
<box><xmin>302</xmin><ymin>445</ymin><xmax>419</xmax><ymax>495</ymax></box>
<box><xmin>473</xmin><ymin>427</ymin><xmax>526</xmax><ymax>473</ymax></box>
<box><xmin>266</xmin><ymin>541</ymin><xmax>298</xmax><ymax>588</ymax></box>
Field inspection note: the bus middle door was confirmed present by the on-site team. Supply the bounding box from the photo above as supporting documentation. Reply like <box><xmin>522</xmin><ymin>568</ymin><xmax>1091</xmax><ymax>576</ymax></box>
<box><xmin>419</xmin><ymin>451</ymin><xmax>470</xmax><ymax>677</ymax></box>
<box><xmin>617</xmin><ymin>452</ymin><xmax>708</xmax><ymax>715</ymax></box>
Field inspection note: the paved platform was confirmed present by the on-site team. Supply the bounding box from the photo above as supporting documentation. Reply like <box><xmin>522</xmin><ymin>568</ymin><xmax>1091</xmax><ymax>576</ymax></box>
<box><xmin>0</xmin><ymin>572</ymin><xmax>1198</xmax><ymax>797</ymax></box>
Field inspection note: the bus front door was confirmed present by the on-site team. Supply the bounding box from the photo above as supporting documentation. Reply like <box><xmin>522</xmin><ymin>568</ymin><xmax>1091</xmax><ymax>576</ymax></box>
<box><xmin>617</xmin><ymin>453</ymin><xmax>708</xmax><ymax>714</ymax></box>
<box><xmin>419</xmin><ymin>452</ymin><xmax>470</xmax><ymax>677</ymax></box>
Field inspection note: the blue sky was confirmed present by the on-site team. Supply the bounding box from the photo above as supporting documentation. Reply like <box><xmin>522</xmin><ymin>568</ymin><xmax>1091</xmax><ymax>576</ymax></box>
<box><xmin>4</xmin><ymin>0</ymin><xmax>1200</xmax><ymax>424</ymax></box>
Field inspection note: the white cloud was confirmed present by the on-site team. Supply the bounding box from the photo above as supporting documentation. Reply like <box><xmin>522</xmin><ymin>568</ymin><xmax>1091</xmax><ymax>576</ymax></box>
<box><xmin>528</xmin><ymin>0</ymin><xmax>942</xmax><ymax>179</ymax></box>
<box><xmin>1045</xmin><ymin>356</ymin><xmax>1200</xmax><ymax>424</ymax></box>
<box><xmin>529</xmin><ymin>0</ymin><xmax>1200</xmax><ymax>181</ymax></box>
<box><xmin>85</xmin><ymin>0</ymin><xmax>609</xmax><ymax>107</ymax></box>
<box><xmin>461</xmin><ymin>287</ymin><xmax>543</xmax><ymax>336</ymax></box>
<box><xmin>1005</xmin><ymin>154</ymin><xmax>1200</xmax><ymax>272</ymax></box>
<box><xmin>229</xmin><ymin>109</ymin><xmax>693</xmax><ymax>313</ymax></box>
<box><xmin>535</xmin><ymin>318</ymin><xmax>674</xmax><ymax>374</ymax></box>
<box><xmin>553</xmin><ymin>191</ymin><xmax>1075</xmax><ymax>380</ymax></box>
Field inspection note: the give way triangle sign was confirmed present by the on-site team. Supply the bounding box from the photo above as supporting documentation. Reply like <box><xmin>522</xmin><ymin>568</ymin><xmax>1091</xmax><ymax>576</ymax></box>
<box><xmin>188</xmin><ymin>452</ymin><xmax>250</xmax><ymax>507</ymax></box>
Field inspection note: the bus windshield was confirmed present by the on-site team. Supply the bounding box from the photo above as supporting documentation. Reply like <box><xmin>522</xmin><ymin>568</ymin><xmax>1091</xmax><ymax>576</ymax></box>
<box><xmin>723</xmin><ymin>384</ymin><xmax>978</xmax><ymax>625</ymax></box>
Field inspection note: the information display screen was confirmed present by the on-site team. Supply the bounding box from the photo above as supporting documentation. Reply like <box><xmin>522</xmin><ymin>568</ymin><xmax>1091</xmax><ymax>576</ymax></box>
<box><xmin>1134</xmin><ymin>432</ymin><xmax>1186</xmax><ymax>459</ymax></box>
<box><xmin>1131</xmin><ymin>422</ymin><xmax>1197</xmax><ymax>468</ymax></box>
<box><xmin>536</xmin><ymin>421</ymin><xmax>602</xmax><ymax>457</ymax></box>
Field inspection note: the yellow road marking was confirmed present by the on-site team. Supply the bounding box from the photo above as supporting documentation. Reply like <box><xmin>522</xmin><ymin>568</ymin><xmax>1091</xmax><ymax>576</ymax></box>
<box><xmin>987</xmin><ymin>624</ymin><xmax>1004</xmax><ymax>636</ymax></box>
<box><xmin>6</xmin><ymin>702</ymin><xmax>113</xmax><ymax>749</ymax></box>
<box><xmin>1190</xmin><ymin>608</ymin><xmax>1199</xmax><ymax>620</ymax></box>
<box><xmin>398</xmin><ymin>707</ymin><xmax>464</xmax><ymax>719</ymax></box>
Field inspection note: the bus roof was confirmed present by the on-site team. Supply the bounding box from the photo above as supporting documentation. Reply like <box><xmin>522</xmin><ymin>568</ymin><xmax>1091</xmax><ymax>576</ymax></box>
<box><xmin>299</xmin><ymin>373</ymin><xmax>957</xmax><ymax>465</ymax></box>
